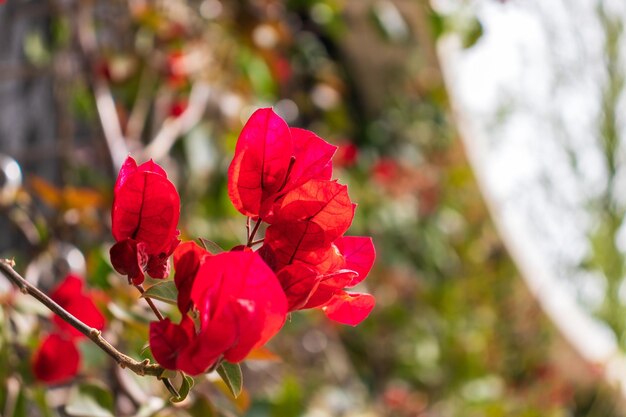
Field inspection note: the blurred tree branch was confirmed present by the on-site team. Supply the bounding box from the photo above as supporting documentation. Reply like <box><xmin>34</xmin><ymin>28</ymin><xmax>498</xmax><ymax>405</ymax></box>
<box><xmin>141</xmin><ymin>82</ymin><xmax>212</xmax><ymax>162</ymax></box>
<box><xmin>74</xmin><ymin>0</ymin><xmax>128</xmax><ymax>171</ymax></box>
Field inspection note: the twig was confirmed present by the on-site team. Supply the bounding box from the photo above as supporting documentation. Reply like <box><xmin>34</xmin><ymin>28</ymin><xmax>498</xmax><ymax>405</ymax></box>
<box><xmin>134</xmin><ymin>284</ymin><xmax>165</xmax><ymax>321</ymax></box>
<box><xmin>141</xmin><ymin>82</ymin><xmax>212</xmax><ymax>162</ymax></box>
<box><xmin>0</xmin><ymin>259</ymin><xmax>164</xmax><ymax>378</ymax></box>
<box><xmin>247</xmin><ymin>219</ymin><xmax>262</xmax><ymax>247</ymax></box>
<box><xmin>126</xmin><ymin>66</ymin><xmax>157</xmax><ymax>148</ymax></box>
<box><xmin>74</xmin><ymin>0</ymin><xmax>128</xmax><ymax>171</ymax></box>
<box><xmin>92</xmin><ymin>80</ymin><xmax>129</xmax><ymax>170</ymax></box>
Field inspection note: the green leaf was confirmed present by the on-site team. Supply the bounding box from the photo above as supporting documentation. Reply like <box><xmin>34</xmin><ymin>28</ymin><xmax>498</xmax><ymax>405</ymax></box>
<box><xmin>66</xmin><ymin>382</ymin><xmax>115</xmax><ymax>417</ymax></box>
<box><xmin>216</xmin><ymin>362</ymin><xmax>243</xmax><ymax>398</ymax></box>
<box><xmin>141</xmin><ymin>281</ymin><xmax>178</xmax><ymax>305</ymax></box>
<box><xmin>197</xmin><ymin>238</ymin><xmax>225</xmax><ymax>254</ymax></box>
<box><xmin>170</xmin><ymin>375</ymin><xmax>194</xmax><ymax>403</ymax></box>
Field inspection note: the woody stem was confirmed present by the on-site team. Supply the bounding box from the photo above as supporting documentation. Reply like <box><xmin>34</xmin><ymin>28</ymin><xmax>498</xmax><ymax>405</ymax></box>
<box><xmin>0</xmin><ymin>259</ymin><xmax>165</xmax><ymax>378</ymax></box>
<box><xmin>134</xmin><ymin>284</ymin><xmax>165</xmax><ymax>321</ymax></box>
<box><xmin>247</xmin><ymin>218</ymin><xmax>263</xmax><ymax>247</ymax></box>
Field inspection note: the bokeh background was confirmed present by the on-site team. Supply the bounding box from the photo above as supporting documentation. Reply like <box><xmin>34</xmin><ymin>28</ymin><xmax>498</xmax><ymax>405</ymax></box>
<box><xmin>1</xmin><ymin>0</ymin><xmax>625</xmax><ymax>416</ymax></box>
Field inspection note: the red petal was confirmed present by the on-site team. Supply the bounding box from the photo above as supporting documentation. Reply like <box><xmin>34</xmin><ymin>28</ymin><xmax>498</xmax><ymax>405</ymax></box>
<box><xmin>115</xmin><ymin>157</ymin><xmax>169</xmax><ymax>194</ymax></box>
<box><xmin>227</xmin><ymin>108</ymin><xmax>293</xmax><ymax>217</ymax></box>
<box><xmin>297</xmin><ymin>244</ymin><xmax>345</xmax><ymax>274</ymax></box>
<box><xmin>114</xmin><ymin>156</ymin><xmax>138</xmax><ymax>193</ymax></box>
<box><xmin>334</xmin><ymin>236</ymin><xmax>376</xmax><ymax>286</ymax></box>
<box><xmin>260</xmin><ymin>238</ymin><xmax>345</xmax><ymax>276</ymax></box>
<box><xmin>263</xmin><ymin>181</ymin><xmax>354</xmax><ymax>270</ymax></box>
<box><xmin>276</xmin><ymin>262</ymin><xmax>321</xmax><ymax>311</ymax></box>
<box><xmin>173</xmin><ymin>241</ymin><xmax>211</xmax><ymax>313</ymax></box>
<box><xmin>322</xmin><ymin>292</ymin><xmax>375</xmax><ymax>326</ymax></box>
<box><xmin>301</xmin><ymin>286</ymin><xmax>336</xmax><ymax>309</ymax></box>
<box><xmin>50</xmin><ymin>275</ymin><xmax>106</xmax><ymax>339</ymax></box>
<box><xmin>112</xmin><ymin>163</ymin><xmax>180</xmax><ymax>255</ymax></box>
<box><xmin>288</xmin><ymin>128</ymin><xmax>336</xmax><ymax>186</ymax></box>
<box><xmin>178</xmin><ymin>317</ymin><xmax>237</xmax><ymax>374</ymax></box>
<box><xmin>137</xmin><ymin>159</ymin><xmax>168</xmax><ymax>177</ymax></box>
<box><xmin>222</xmin><ymin>298</ymin><xmax>261</xmax><ymax>362</ymax></box>
<box><xmin>147</xmin><ymin>235</ymin><xmax>180</xmax><ymax>279</ymax></box>
<box><xmin>190</xmin><ymin>251</ymin><xmax>287</xmax><ymax>363</ymax></box>
<box><xmin>272</xmin><ymin>180</ymin><xmax>354</xmax><ymax>247</ymax></box>
<box><xmin>32</xmin><ymin>334</ymin><xmax>80</xmax><ymax>384</ymax></box>
<box><xmin>149</xmin><ymin>318</ymin><xmax>191</xmax><ymax>371</ymax></box>
<box><xmin>146</xmin><ymin>253</ymin><xmax>171</xmax><ymax>279</ymax></box>
<box><xmin>300</xmin><ymin>270</ymin><xmax>356</xmax><ymax>309</ymax></box>
<box><xmin>109</xmin><ymin>239</ymin><xmax>148</xmax><ymax>285</ymax></box>
<box><xmin>319</xmin><ymin>269</ymin><xmax>358</xmax><ymax>288</ymax></box>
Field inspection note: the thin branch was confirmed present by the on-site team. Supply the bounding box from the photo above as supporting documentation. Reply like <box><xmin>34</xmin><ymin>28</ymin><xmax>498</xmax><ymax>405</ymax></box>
<box><xmin>0</xmin><ymin>259</ymin><xmax>164</xmax><ymax>378</ymax></box>
<box><xmin>141</xmin><ymin>82</ymin><xmax>212</xmax><ymax>162</ymax></box>
<box><xmin>92</xmin><ymin>80</ymin><xmax>129</xmax><ymax>170</ymax></box>
<box><xmin>74</xmin><ymin>0</ymin><xmax>128</xmax><ymax>171</ymax></box>
<box><xmin>134</xmin><ymin>284</ymin><xmax>165</xmax><ymax>321</ymax></box>
<box><xmin>247</xmin><ymin>219</ymin><xmax>262</xmax><ymax>247</ymax></box>
<box><xmin>125</xmin><ymin>66</ymin><xmax>157</xmax><ymax>148</ymax></box>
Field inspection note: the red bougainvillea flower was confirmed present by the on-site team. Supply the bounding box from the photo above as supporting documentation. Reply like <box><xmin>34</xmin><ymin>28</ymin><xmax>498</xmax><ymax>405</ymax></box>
<box><xmin>303</xmin><ymin>237</ymin><xmax>376</xmax><ymax>325</ymax></box>
<box><xmin>110</xmin><ymin>156</ymin><xmax>180</xmax><ymax>285</ymax></box>
<box><xmin>33</xmin><ymin>274</ymin><xmax>106</xmax><ymax>384</ymax></box>
<box><xmin>32</xmin><ymin>334</ymin><xmax>80</xmax><ymax>384</ymax></box>
<box><xmin>150</xmin><ymin>249</ymin><xmax>287</xmax><ymax>375</ymax></box>
<box><xmin>263</xmin><ymin>236</ymin><xmax>376</xmax><ymax>325</ymax></box>
<box><xmin>228</xmin><ymin>108</ymin><xmax>336</xmax><ymax>220</ymax></box>
<box><xmin>50</xmin><ymin>274</ymin><xmax>106</xmax><ymax>339</ymax></box>
<box><xmin>228</xmin><ymin>108</ymin><xmax>375</xmax><ymax>326</ymax></box>
<box><xmin>263</xmin><ymin>180</ymin><xmax>355</xmax><ymax>264</ymax></box>
<box><xmin>171</xmin><ymin>241</ymin><xmax>212</xmax><ymax>314</ymax></box>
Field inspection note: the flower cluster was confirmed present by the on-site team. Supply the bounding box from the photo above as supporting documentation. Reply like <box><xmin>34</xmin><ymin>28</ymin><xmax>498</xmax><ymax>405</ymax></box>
<box><xmin>32</xmin><ymin>275</ymin><xmax>106</xmax><ymax>383</ymax></box>
<box><xmin>230</xmin><ymin>108</ymin><xmax>376</xmax><ymax>325</ymax></box>
<box><xmin>105</xmin><ymin>108</ymin><xmax>375</xmax><ymax>376</ymax></box>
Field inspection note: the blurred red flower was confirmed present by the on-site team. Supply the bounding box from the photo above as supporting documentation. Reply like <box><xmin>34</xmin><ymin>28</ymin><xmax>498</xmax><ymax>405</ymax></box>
<box><xmin>334</xmin><ymin>142</ymin><xmax>359</xmax><ymax>167</ymax></box>
<box><xmin>32</xmin><ymin>334</ymin><xmax>80</xmax><ymax>384</ymax></box>
<box><xmin>33</xmin><ymin>274</ymin><xmax>107</xmax><ymax>384</ymax></box>
<box><xmin>50</xmin><ymin>274</ymin><xmax>106</xmax><ymax>339</ymax></box>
